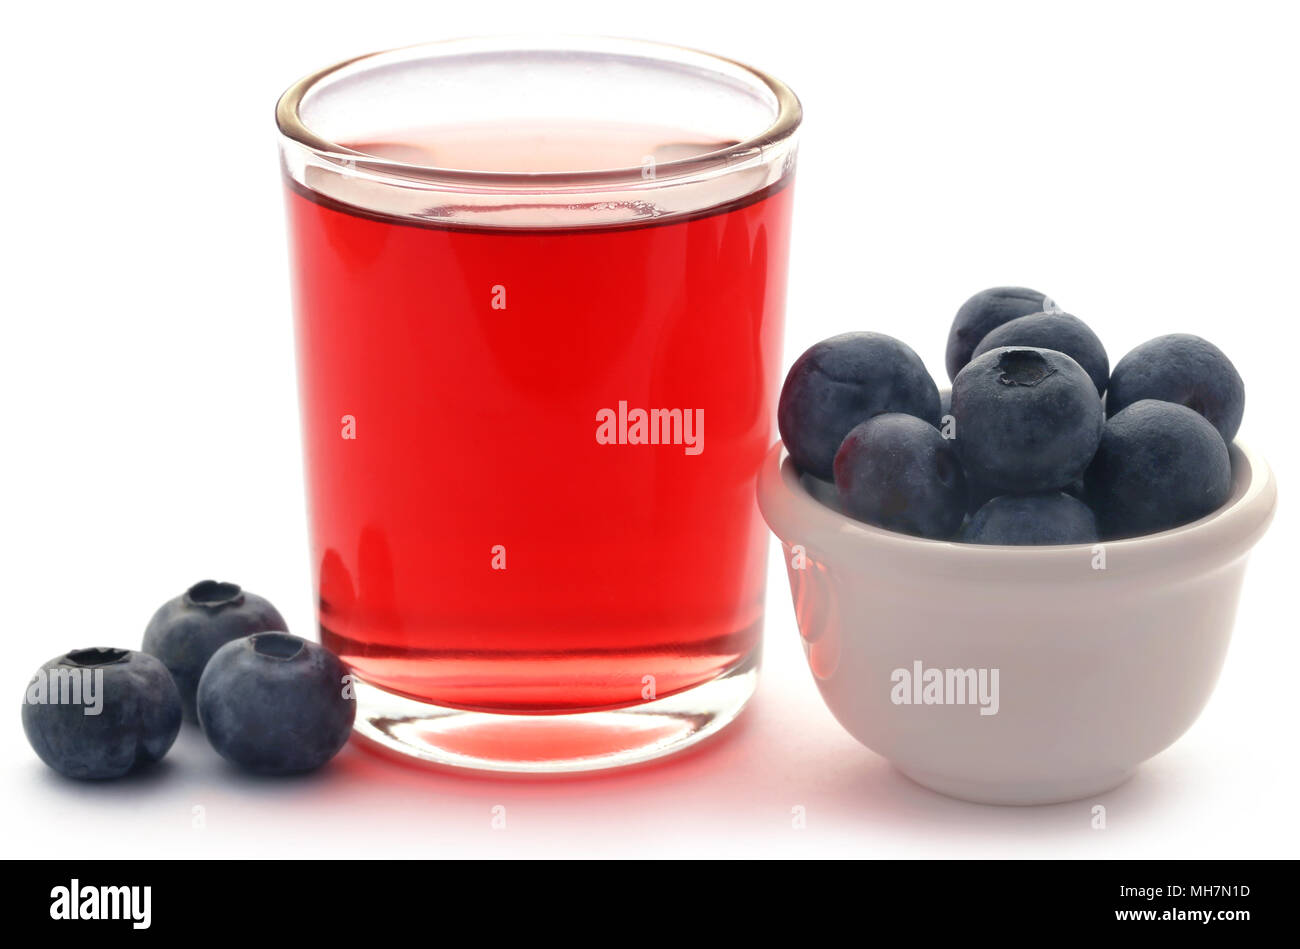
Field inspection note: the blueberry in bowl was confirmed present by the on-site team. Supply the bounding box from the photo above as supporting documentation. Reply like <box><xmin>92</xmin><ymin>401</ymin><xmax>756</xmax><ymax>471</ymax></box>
<box><xmin>950</xmin><ymin>346</ymin><xmax>1103</xmax><ymax>494</ymax></box>
<box><xmin>833</xmin><ymin>413</ymin><xmax>967</xmax><ymax>539</ymax></box>
<box><xmin>143</xmin><ymin>580</ymin><xmax>288</xmax><ymax>722</ymax></box>
<box><xmin>969</xmin><ymin>310</ymin><xmax>1110</xmax><ymax>396</ymax></box>
<box><xmin>197</xmin><ymin>632</ymin><xmax>356</xmax><ymax>774</ymax></box>
<box><xmin>961</xmin><ymin>492</ymin><xmax>1099</xmax><ymax>545</ymax></box>
<box><xmin>22</xmin><ymin>648</ymin><xmax>182</xmax><ymax>780</ymax></box>
<box><xmin>777</xmin><ymin>332</ymin><xmax>940</xmax><ymax>480</ymax></box>
<box><xmin>945</xmin><ymin>286</ymin><xmax>1054</xmax><ymax>381</ymax></box>
<box><xmin>1086</xmin><ymin>399</ymin><xmax>1233</xmax><ymax>539</ymax></box>
<box><xmin>1106</xmin><ymin>333</ymin><xmax>1245</xmax><ymax>442</ymax></box>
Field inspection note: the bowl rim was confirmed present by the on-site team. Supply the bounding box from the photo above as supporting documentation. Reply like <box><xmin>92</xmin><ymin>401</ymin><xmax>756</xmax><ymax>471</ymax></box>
<box><xmin>757</xmin><ymin>437</ymin><xmax>1277</xmax><ymax>579</ymax></box>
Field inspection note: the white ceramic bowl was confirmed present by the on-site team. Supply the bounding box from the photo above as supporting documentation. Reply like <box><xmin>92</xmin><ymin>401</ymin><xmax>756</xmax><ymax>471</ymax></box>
<box><xmin>758</xmin><ymin>439</ymin><xmax>1277</xmax><ymax>805</ymax></box>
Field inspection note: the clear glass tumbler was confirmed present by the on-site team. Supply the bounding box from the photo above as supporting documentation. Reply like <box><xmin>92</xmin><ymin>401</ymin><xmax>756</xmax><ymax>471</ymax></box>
<box><xmin>277</xmin><ymin>37</ymin><xmax>801</xmax><ymax>772</ymax></box>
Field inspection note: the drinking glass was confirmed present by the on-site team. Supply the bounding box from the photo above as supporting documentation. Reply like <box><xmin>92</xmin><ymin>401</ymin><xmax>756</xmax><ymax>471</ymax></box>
<box><xmin>277</xmin><ymin>37</ymin><xmax>801</xmax><ymax>771</ymax></box>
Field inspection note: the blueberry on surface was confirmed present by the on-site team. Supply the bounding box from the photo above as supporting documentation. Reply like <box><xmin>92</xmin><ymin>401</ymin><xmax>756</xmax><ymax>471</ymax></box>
<box><xmin>961</xmin><ymin>492</ymin><xmax>1099</xmax><ymax>545</ymax></box>
<box><xmin>778</xmin><ymin>332</ymin><xmax>941</xmax><ymax>480</ymax></box>
<box><xmin>143</xmin><ymin>580</ymin><xmax>288</xmax><ymax>722</ymax></box>
<box><xmin>945</xmin><ymin>286</ymin><xmax>1053</xmax><ymax>381</ymax></box>
<box><xmin>197</xmin><ymin>633</ymin><xmax>355</xmax><ymax>775</ymax></box>
<box><xmin>971</xmin><ymin>311</ymin><xmax>1110</xmax><ymax>395</ymax></box>
<box><xmin>833</xmin><ymin>413</ymin><xmax>967</xmax><ymax>539</ymax></box>
<box><xmin>1085</xmin><ymin>399</ymin><xmax>1232</xmax><ymax>538</ymax></box>
<box><xmin>951</xmin><ymin>347</ymin><xmax>1104</xmax><ymax>494</ymax></box>
<box><xmin>22</xmin><ymin>648</ymin><xmax>181</xmax><ymax>780</ymax></box>
<box><xmin>1106</xmin><ymin>334</ymin><xmax>1245</xmax><ymax>442</ymax></box>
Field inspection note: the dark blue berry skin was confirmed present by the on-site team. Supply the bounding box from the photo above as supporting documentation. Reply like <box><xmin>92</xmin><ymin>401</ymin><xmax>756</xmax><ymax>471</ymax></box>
<box><xmin>952</xmin><ymin>347</ymin><xmax>1104</xmax><ymax>494</ymax></box>
<box><xmin>143</xmin><ymin>580</ymin><xmax>288</xmax><ymax>722</ymax></box>
<box><xmin>1106</xmin><ymin>334</ymin><xmax>1245</xmax><ymax>442</ymax></box>
<box><xmin>833</xmin><ymin>413</ymin><xmax>967</xmax><ymax>539</ymax></box>
<box><xmin>22</xmin><ymin>648</ymin><xmax>181</xmax><ymax>780</ymax></box>
<box><xmin>961</xmin><ymin>492</ymin><xmax>1099</xmax><ymax>545</ymax></box>
<box><xmin>939</xmin><ymin>388</ymin><xmax>952</xmax><ymax>420</ymax></box>
<box><xmin>945</xmin><ymin>286</ymin><xmax>1052</xmax><ymax>381</ymax></box>
<box><xmin>1063</xmin><ymin>478</ymin><xmax>1087</xmax><ymax>501</ymax></box>
<box><xmin>197</xmin><ymin>633</ymin><xmax>355</xmax><ymax>774</ymax></box>
<box><xmin>970</xmin><ymin>476</ymin><xmax>1083</xmax><ymax>515</ymax></box>
<box><xmin>965</xmin><ymin>477</ymin><xmax>1000</xmax><ymax>513</ymax></box>
<box><xmin>1085</xmin><ymin>399</ymin><xmax>1232</xmax><ymax>539</ymax></box>
<box><xmin>971</xmin><ymin>311</ymin><xmax>1110</xmax><ymax>396</ymax></box>
<box><xmin>778</xmin><ymin>332</ymin><xmax>941</xmax><ymax>480</ymax></box>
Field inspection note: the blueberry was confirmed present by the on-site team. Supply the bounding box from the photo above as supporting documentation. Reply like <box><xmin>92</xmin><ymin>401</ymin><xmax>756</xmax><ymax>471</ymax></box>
<box><xmin>1063</xmin><ymin>478</ymin><xmax>1088</xmax><ymax>501</ymax></box>
<box><xmin>22</xmin><ymin>648</ymin><xmax>181</xmax><ymax>780</ymax></box>
<box><xmin>778</xmin><ymin>332</ymin><xmax>940</xmax><ymax>480</ymax></box>
<box><xmin>939</xmin><ymin>388</ymin><xmax>952</xmax><ymax>420</ymax></box>
<box><xmin>143</xmin><ymin>580</ymin><xmax>288</xmax><ymax>722</ymax></box>
<box><xmin>833</xmin><ymin>413</ymin><xmax>967</xmax><ymax>539</ymax></box>
<box><xmin>972</xmin><ymin>469</ymin><xmax>1084</xmax><ymax>516</ymax></box>
<box><xmin>197</xmin><ymin>633</ymin><xmax>355</xmax><ymax>774</ymax></box>
<box><xmin>951</xmin><ymin>347</ymin><xmax>1104</xmax><ymax>494</ymax></box>
<box><xmin>945</xmin><ymin>286</ymin><xmax>1053</xmax><ymax>381</ymax></box>
<box><xmin>1085</xmin><ymin>399</ymin><xmax>1232</xmax><ymax>538</ymax></box>
<box><xmin>1106</xmin><ymin>334</ymin><xmax>1245</xmax><ymax>442</ymax></box>
<box><xmin>965</xmin><ymin>477</ymin><xmax>1001</xmax><ymax>514</ymax></box>
<box><xmin>970</xmin><ymin>311</ymin><xmax>1110</xmax><ymax>395</ymax></box>
<box><xmin>961</xmin><ymin>492</ymin><xmax>1099</xmax><ymax>545</ymax></box>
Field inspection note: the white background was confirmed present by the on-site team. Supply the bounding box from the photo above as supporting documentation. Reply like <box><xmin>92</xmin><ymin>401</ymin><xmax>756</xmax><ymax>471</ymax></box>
<box><xmin>2</xmin><ymin>0</ymin><xmax>1296</xmax><ymax>858</ymax></box>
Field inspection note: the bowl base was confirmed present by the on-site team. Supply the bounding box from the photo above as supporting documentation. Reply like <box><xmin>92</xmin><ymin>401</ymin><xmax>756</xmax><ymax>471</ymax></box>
<box><xmin>895</xmin><ymin>764</ymin><xmax>1137</xmax><ymax>806</ymax></box>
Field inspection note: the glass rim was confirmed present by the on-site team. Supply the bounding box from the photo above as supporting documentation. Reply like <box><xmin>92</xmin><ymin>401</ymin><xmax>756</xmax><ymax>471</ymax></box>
<box><xmin>275</xmin><ymin>35</ymin><xmax>803</xmax><ymax>192</ymax></box>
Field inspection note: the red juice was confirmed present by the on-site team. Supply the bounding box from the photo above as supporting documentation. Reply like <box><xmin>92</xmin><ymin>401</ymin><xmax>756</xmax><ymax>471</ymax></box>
<box><xmin>286</xmin><ymin>126</ymin><xmax>794</xmax><ymax>714</ymax></box>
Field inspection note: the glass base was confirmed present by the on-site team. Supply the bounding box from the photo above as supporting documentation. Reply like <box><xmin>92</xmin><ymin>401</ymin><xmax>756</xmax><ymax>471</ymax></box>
<box><xmin>349</xmin><ymin>653</ymin><xmax>759</xmax><ymax>774</ymax></box>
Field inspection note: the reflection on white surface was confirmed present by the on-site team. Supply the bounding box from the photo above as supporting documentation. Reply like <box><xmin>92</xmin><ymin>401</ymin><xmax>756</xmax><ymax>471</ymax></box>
<box><xmin>5</xmin><ymin>534</ymin><xmax>1291</xmax><ymax>858</ymax></box>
